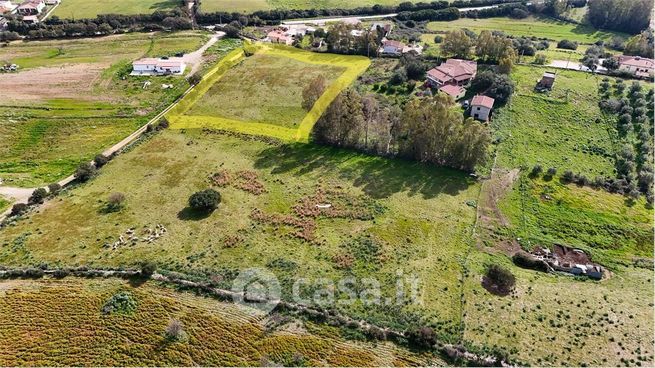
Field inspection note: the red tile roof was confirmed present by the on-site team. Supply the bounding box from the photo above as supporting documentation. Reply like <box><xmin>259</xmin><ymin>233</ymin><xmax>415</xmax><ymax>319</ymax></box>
<box><xmin>471</xmin><ymin>95</ymin><xmax>494</xmax><ymax>109</ymax></box>
<box><xmin>439</xmin><ymin>84</ymin><xmax>465</xmax><ymax>98</ymax></box>
<box><xmin>618</xmin><ymin>55</ymin><xmax>654</xmax><ymax>69</ymax></box>
<box><xmin>427</xmin><ymin>58</ymin><xmax>477</xmax><ymax>84</ymax></box>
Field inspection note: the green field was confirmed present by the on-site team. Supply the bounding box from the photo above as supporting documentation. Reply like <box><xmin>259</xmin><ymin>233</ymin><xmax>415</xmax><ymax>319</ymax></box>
<box><xmin>187</xmin><ymin>53</ymin><xmax>345</xmax><ymax>129</ymax></box>
<box><xmin>492</xmin><ymin>65</ymin><xmax>618</xmax><ymax>178</ymax></box>
<box><xmin>0</xmin><ymin>129</ymin><xmax>480</xmax><ymax>337</ymax></box>
<box><xmin>427</xmin><ymin>16</ymin><xmax>626</xmax><ymax>44</ymax></box>
<box><xmin>0</xmin><ymin>32</ymin><xmax>210</xmax><ymax>187</ymax></box>
<box><xmin>51</xmin><ymin>0</ymin><xmax>180</xmax><ymax>19</ymax></box>
<box><xmin>169</xmin><ymin>43</ymin><xmax>370</xmax><ymax>142</ymax></box>
<box><xmin>0</xmin><ymin>277</ymin><xmax>434</xmax><ymax>366</ymax></box>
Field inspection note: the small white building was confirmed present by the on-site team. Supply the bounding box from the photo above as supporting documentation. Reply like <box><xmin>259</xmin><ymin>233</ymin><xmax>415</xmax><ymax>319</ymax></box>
<box><xmin>380</xmin><ymin>39</ymin><xmax>405</xmax><ymax>56</ymax></box>
<box><xmin>131</xmin><ymin>58</ymin><xmax>186</xmax><ymax>76</ymax></box>
<box><xmin>0</xmin><ymin>1</ymin><xmax>17</xmax><ymax>14</ymax></box>
<box><xmin>44</xmin><ymin>0</ymin><xmax>60</xmax><ymax>5</ymax></box>
<box><xmin>470</xmin><ymin>95</ymin><xmax>495</xmax><ymax>121</ymax></box>
<box><xmin>16</xmin><ymin>0</ymin><xmax>44</xmax><ymax>15</ymax></box>
<box><xmin>617</xmin><ymin>55</ymin><xmax>654</xmax><ymax>78</ymax></box>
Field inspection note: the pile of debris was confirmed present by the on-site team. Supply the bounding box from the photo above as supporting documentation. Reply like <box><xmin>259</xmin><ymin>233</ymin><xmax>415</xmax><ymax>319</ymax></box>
<box><xmin>531</xmin><ymin>244</ymin><xmax>604</xmax><ymax>279</ymax></box>
<box><xmin>104</xmin><ymin>224</ymin><xmax>168</xmax><ymax>249</ymax></box>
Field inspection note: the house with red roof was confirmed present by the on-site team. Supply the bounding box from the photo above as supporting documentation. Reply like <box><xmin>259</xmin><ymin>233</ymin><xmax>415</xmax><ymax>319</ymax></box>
<box><xmin>470</xmin><ymin>95</ymin><xmax>494</xmax><ymax>121</ymax></box>
<box><xmin>267</xmin><ymin>29</ymin><xmax>293</xmax><ymax>45</ymax></box>
<box><xmin>426</xmin><ymin>59</ymin><xmax>477</xmax><ymax>88</ymax></box>
<box><xmin>617</xmin><ymin>55</ymin><xmax>654</xmax><ymax>78</ymax></box>
<box><xmin>438</xmin><ymin>84</ymin><xmax>465</xmax><ymax>100</ymax></box>
<box><xmin>381</xmin><ymin>39</ymin><xmax>405</xmax><ymax>55</ymax></box>
<box><xmin>16</xmin><ymin>0</ymin><xmax>44</xmax><ymax>15</ymax></box>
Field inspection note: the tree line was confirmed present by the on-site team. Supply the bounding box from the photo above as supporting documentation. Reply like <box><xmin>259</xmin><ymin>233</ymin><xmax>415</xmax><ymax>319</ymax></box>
<box><xmin>312</xmin><ymin>88</ymin><xmax>491</xmax><ymax>173</ymax></box>
<box><xmin>5</xmin><ymin>10</ymin><xmax>192</xmax><ymax>39</ymax></box>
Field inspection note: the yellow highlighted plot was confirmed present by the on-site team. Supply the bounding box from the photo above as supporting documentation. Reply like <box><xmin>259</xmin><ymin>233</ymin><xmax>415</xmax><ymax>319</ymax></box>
<box><xmin>167</xmin><ymin>43</ymin><xmax>370</xmax><ymax>142</ymax></box>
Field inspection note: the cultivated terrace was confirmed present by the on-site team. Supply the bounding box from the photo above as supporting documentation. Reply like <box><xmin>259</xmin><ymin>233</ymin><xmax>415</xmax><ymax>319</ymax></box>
<box><xmin>0</xmin><ymin>0</ymin><xmax>653</xmax><ymax>367</ymax></box>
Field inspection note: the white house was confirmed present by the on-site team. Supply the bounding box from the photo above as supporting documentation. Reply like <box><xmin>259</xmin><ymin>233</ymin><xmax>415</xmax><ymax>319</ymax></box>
<box><xmin>44</xmin><ymin>0</ymin><xmax>60</xmax><ymax>5</ymax></box>
<box><xmin>131</xmin><ymin>58</ymin><xmax>186</xmax><ymax>76</ymax></box>
<box><xmin>470</xmin><ymin>95</ymin><xmax>495</xmax><ymax>121</ymax></box>
<box><xmin>617</xmin><ymin>55</ymin><xmax>654</xmax><ymax>78</ymax></box>
<box><xmin>0</xmin><ymin>1</ymin><xmax>17</xmax><ymax>14</ymax></box>
<box><xmin>16</xmin><ymin>0</ymin><xmax>44</xmax><ymax>15</ymax></box>
<box><xmin>380</xmin><ymin>39</ymin><xmax>405</xmax><ymax>56</ymax></box>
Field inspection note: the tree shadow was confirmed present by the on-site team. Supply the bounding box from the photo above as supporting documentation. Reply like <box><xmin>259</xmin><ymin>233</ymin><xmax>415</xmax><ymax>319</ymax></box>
<box><xmin>253</xmin><ymin>143</ymin><xmax>475</xmax><ymax>200</ymax></box>
<box><xmin>177</xmin><ymin>207</ymin><xmax>212</xmax><ymax>221</ymax></box>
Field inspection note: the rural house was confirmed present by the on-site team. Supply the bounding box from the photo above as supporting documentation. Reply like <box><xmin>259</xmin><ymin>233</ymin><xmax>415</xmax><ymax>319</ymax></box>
<box><xmin>16</xmin><ymin>0</ymin><xmax>44</xmax><ymax>15</ymax></box>
<box><xmin>267</xmin><ymin>29</ymin><xmax>293</xmax><ymax>45</ymax></box>
<box><xmin>537</xmin><ymin>71</ymin><xmax>556</xmax><ymax>90</ymax></box>
<box><xmin>470</xmin><ymin>95</ymin><xmax>494</xmax><ymax>121</ymax></box>
<box><xmin>426</xmin><ymin>59</ymin><xmax>477</xmax><ymax>87</ymax></box>
<box><xmin>0</xmin><ymin>0</ymin><xmax>17</xmax><ymax>14</ymax></box>
<box><xmin>617</xmin><ymin>55</ymin><xmax>654</xmax><ymax>78</ymax></box>
<box><xmin>131</xmin><ymin>58</ymin><xmax>186</xmax><ymax>76</ymax></box>
<box><xmin>438</xmin><ymin>84</ymin><xmax>465</xmax><ymax>100</ymax></box>
<box><xmin>380</xmin><ymin>39</ymin><xmax>405</xmax><ymax>56</ymax></box>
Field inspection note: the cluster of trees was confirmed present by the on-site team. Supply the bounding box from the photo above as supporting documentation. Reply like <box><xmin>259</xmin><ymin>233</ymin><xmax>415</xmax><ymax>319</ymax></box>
<box><xmin>462</xmin><ymin>2</ymin><xmax>530</xmax><ymax>19</ymax></box>
<box><xmin>623</xmin><ymin>30</ymin><xmax>654</xmax><ymax>58</ymax></box>
<box><xmin>6</xmin><ymin>10</ymin><xmax>192</xmax><ymax>39</ymax></box>
<box><xmin>587</xmin><ymin>0</ymin><xmax>653</xmax><ymax>35</ymax></box>
<box><xmin>475</xmin><ymin>30</ymin><xmax>516</xmax><ymax>69</ymax></box>
<box><xmin>580</xmin><ymin>44</ymin><xmax>612</xmax><ymax>72</ymax></box>
<box><xmin>324</xmin><ymin>22</ymin><xmax>380</xmax><ymax>56</ymax></box>
<box><xmin>598</xmin><ymin>80</ymin><xmax>654</xmax><ymax>203</ymax></box>
<box><xmin>313</xmin><ymin>90</ymin><xmax>491</xmax><ymax>173</ymax></box>
<box><xmin>196</xmin><ymin>0</ymin><xmax>519</xmax><ymax>25</ymax></box>
<box><xmin>470</xmin><ymin>71</ymin><xmax>515</xmax><ymax>104</ymax></box>
<box><xmin>556</xmin><ymin>39</ymin><xmax>578</xmax><ymax>50</ymax></box>
<box><xmin>396</xmin><ymin>7</ymin><xmax>460</xmax><ymax>22</ymax></box>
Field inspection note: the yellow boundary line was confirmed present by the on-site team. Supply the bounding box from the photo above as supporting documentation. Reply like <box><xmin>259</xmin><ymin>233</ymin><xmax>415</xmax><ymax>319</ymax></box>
<box><xmin>166</xmin><ymin>42</ymin><xmax>371</xmax><ymax>142</ymax></box>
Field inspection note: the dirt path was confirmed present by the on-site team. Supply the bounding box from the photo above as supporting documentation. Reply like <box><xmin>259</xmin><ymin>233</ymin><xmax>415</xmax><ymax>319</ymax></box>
<box><xmin>183</xmin><ymin>31</ymin><xmax>225</xmax><ymax>76</ymax></box>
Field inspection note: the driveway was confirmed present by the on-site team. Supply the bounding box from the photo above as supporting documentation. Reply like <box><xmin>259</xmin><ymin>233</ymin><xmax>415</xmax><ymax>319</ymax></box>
<box><xmin>547</xmin><ymin>59</ymin><xmax>608</xmax><ymax>74</ymax></box>
<box><xmin>183</xmin><ymin>31</ymin><xmax>225</xmax><ymax>76</ymax></box>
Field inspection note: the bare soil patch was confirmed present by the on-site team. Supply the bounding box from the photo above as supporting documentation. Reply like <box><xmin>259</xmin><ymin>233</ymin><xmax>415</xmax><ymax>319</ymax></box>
<box><xmin>0</xmin><ymin>63</ymin><xmax>110</xmax><ymax>102</ymax></box>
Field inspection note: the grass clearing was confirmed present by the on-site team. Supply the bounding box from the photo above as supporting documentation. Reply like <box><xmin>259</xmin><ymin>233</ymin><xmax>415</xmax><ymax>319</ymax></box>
<box><xmin>0</xmin><ymin>277</ymin><xmax>435</xmax><ymax>366</ymax></box>
<box><xmin>0</xmin><ymin>32</ymin><xmax>211</xmax><ymax>187</ymax></box>
<box><xmin>492</xmin><ymin>65</ymin><xmax>618</xmax><ymax>178</ymax></box>
<box><xmin>427</xmin><ymin>16</ymin><xmax>627</xmax><ymax>44</ymax></box>
<box><xmin>169</xmin><ymin>44</ymin><xmax>370</xmax><ymax>142</ymax></box>
<box><xmin>187</xmin><ymin>53</ymin><xmax>345</xmax><ymax>129</ymax></box>
<box><xmin>0</xmin><ymin>129</ymin><xmax>479</xmax><ymax>336</ymax></box>
<box><xmin>462</xmin><ymin>251</ymin><xmax>654</xmax><ymax>367</ymax></box>
<box><xmin>52</xmin><ymin>0</ymin><xmax>180</xmax><ymax>19</ymax></box>
<box><xmin>201</xmin><ymin>0</ymin><xmax>444</xmax><ymax>13</ymax></box>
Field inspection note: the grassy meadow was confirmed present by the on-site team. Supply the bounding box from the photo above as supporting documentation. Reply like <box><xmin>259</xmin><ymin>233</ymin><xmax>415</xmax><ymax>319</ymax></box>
<box><xmin>170</xmin><ymin>44</ymin><xmax>370</xmax><ymax>142</ymax></box>
<box><xmin>0</xmin><ymin>32</ymin><xmax>211</xmax><ymax>187</ymax></box>
<box><xmin>427</xmin><ymin>16</ymin><xmax>626</xmax><ymax>44</ymax></box>
<box><xmin>51</xmin><ymin>0</ymin><xmax>180</xmax><ymax>19</ymax></box>
<box><xmin>491</xmin><ymin>65</ymin><xmax>618</xmax><ymax>178</ymax></box>
<box><xmin>0</xmin><ymin>277</ymin><xmax>436</xmax><ymax>366</ymax></box>
<box><xmin>0</xmin><ymin>129</ymin><xmax>480</xmax><ymax>337</ymax></box>
<box><xmin>201</xmin><ymin>0</ymin><xmax>443</xmax><ymax>13</ymax></box>
<box><xmin>462</xmin><ymin>251</ymin><xmax>654</xmax><ymax>367</ymax></box>
<box><xmin>187</xmin><ymin>53</ymin><xmax>345</xmax><ymax>129</ymax></box>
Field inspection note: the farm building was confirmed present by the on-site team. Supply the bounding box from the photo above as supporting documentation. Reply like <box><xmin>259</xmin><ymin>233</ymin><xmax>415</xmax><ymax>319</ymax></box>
<box><xmin>16</xmin><ymin>0</ymin><xmax>44</xmax><ymax>15</ymax></box>
<box><xmin>131</xmin><ymin>58</ymin><xmax>186</xmax><ymax>76</ymax></box>
<box><xmin>439</xmin><ymin>84</ymin><xmax>465</xmax><ymax>100</ymax></box>
<box><xmin>537</xmin><ymin>71</ymin><xmax>556</xmax><ymax>90</ymax></box>
<box><xmin>380</xmin><ymin>40</ymin><xmax>405</xmax><ymax>56</ymax></box>
<box><xmin>426</xmin><ymin>59</ymin><xmax>477</xmax><ymax>87</ymax></box>
<box><xmin>617</xmin><ymin>55</ymin><xmax>654</xmax><ymax>78</ymax></box>
<box><xmin>267</xmin><ymin>29</ymin><xmax>293</xmax><ymax>45</ymax></box>
<box><xmin>470</xmin><ymin>95</ymin><xmax>494</xmax><ymax>121</ymax></box>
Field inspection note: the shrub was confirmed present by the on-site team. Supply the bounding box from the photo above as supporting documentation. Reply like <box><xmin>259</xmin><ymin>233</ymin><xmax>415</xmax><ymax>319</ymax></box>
<box><xmin>433</xmin><ymin>35</ymin><xmax>443</xmax><ymax>43</ymax></box>
<box><xmin>187</xmin><ymin>73</ymin><xmax>202</xmax><ymax>86</ymax></box>
<box><xmin>533</xmin><ymin>53</ymin><xmax>547</xmax><ymax>65</ymax></box>
<box><xmin>188</xmin><ymin>189</ymin><xmax>221</xmax><ymax>212</ymax></box>
<box><xmin>102</xmin><ymin>291</ymin><xmax>137</xmax><ymax>315</ymax></box>
<box><xmin>10</xmin><ymin>203</ymin><xmax>28</xmax><ymax>217</ymax></box>
<box><xmin>557</xmin><ymin>39</ymin><xmax>578</xmax><ymax>50</ymax></box>
<box><xmin>223</xmin><ymin>25</ymin><xmax>240</xmax><ymax>38</ymax></box>
<box><xmin>512</xmin><ymin>252</ymin><xmax>550</xmax><ymax>272</ymax></box>
<box><xmin>47</xmin><ymin>183</ymin><xmax>62</xmax><ymax>195</ymax></box>
<box><xmin>165</xmin><ymin>319</ymin><xmax>187</xmax><ymax>341</ymax></box>
<box><xmin>74</xmin><ymin>162</ymin><xmax>96</xmax><ymax>182</ymax></box>
<box><xmin>546</xmin><ymin>167</ymin><xmax>557</xmax><ymax>177</ymax></box>
<box><xmin>530</xmin><ymin>164</ymin><xmax>543</xmax><ymax>177</ymax></box>
<box><xmin>28</xmin><ymin>188</ymin><xmax>48</xmax><ymax>205</ymax></box>
<box><xmin>158</xmin><ymin>118</ymin><xmax>170</xmax><ymax>129</ymax></box>
<box><xmin>94</xmin><ymin>154</ymin><xmax>109</xmax><ymax>168</ymax></box>
<box><xmin>140</xmin><ymin>262</ymin><xmax>156</xmax><ymax>277</ymax></box>
<box><xmin>562</xmin><ymin>170</ymin><xmax>576</xmax><ymax>183</ymax></box>
<box><xmin>484</xmin><ymin>264</ymin><xmax>516</xmax><ymax>294</ymax></box>
<box><xmin>106</xmin><ymin>192</ymin><xmax>126</xmax><ymax>212</ymax></box>
<box><xmin>406</xmin><ymin>326</ymin><xmax>437</xmax><ymax>348</ymax></box>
